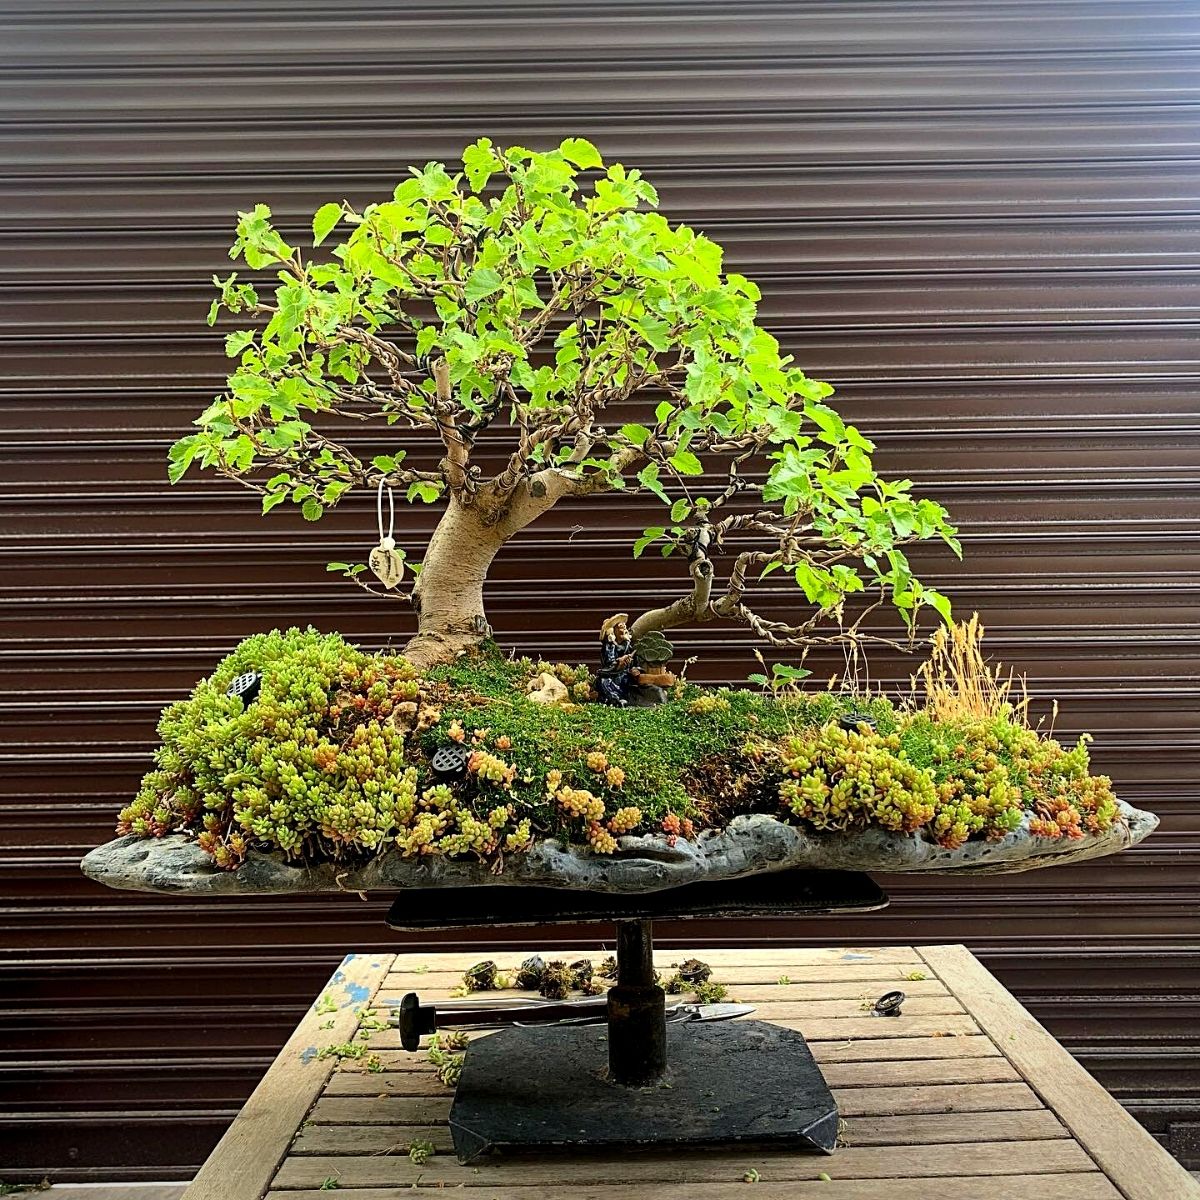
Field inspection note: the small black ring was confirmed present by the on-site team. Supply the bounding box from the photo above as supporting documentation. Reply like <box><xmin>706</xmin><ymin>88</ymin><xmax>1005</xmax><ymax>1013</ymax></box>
<box><xmin>873</xmin><ymin>990</ymin><xmax>906</xmax><ymax>1017</ymax></box>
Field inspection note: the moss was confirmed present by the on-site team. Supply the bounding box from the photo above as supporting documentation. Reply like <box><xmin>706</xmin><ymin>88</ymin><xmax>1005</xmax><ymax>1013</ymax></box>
<box><xmin>423</xmin><ymin>647</ymin><xmax>897</xmax><ymax>828</ymax></box>
<box><xmin>116</xmin><ymin>629</ymin><xmax>1124</xmax><ymax>870</ymax></box>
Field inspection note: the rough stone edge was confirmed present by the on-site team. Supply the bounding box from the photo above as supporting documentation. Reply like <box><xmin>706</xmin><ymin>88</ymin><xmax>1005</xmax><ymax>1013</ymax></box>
<box><xmin>80</xmin><ymin>800</ymin><xmax>1159</xmax><ymax>896</ymax></box>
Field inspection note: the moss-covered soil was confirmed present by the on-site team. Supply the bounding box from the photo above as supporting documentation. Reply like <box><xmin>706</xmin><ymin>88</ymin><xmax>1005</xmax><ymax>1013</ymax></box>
<box><xmin>116</xmin><ymin>628</ymin><xmax>1122</xmax><ymax>871</ymax></box>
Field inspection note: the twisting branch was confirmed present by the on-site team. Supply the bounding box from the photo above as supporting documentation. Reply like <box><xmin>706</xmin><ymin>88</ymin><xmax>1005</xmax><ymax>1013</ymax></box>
<box><xmin>432</xmin><ymin>357</ymin><xmax>474</xmax><ymax>500</ymax></box>
<box><xmin>629</xmin><ymin>553</ymin><xmax>716</xmax><ymax>639</ymax></box>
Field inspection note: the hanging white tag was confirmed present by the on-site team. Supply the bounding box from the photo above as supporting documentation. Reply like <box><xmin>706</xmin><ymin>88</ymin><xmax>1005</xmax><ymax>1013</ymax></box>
<box><xmin>369</xmin><ymin>478</ymin><xmax>404</xmax><ymax>588</ymax></box>
<box><xmin>370</xmin><ymin>535</ymin><xmax>405</xmax><ymax>589</ymax></box>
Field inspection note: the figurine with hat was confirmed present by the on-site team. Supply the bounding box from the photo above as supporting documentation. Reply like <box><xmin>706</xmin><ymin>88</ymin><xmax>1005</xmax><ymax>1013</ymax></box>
<box><xmin>597</xmin><ymin>613</ymin><xmax>638</xmax><ymax>706</ymax></box>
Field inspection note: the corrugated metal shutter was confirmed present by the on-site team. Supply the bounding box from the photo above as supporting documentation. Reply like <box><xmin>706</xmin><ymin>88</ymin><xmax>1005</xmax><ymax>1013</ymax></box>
<box><xmin>2</xmin><ymin>0</ymin><xmax>1198</xmax><ymax>1180</ymax></box>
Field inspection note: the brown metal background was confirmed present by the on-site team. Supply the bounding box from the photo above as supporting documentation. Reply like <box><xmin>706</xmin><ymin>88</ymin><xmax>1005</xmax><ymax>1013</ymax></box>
<box><xmin>2</xmin><ymin>0</ymin><xmax>1199</xmax><ymax>1181</ymax></box>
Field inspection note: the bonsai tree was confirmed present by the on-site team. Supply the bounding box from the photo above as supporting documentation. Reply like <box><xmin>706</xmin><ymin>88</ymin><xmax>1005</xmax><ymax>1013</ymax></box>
<box><xmin>174</xmin><ymin>137</ymin><xmax>959</xmax><ymax>668</ymax></box>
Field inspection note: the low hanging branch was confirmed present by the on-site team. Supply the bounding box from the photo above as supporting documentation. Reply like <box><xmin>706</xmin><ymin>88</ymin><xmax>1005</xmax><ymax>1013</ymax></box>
<box><xmin>175</xmin><ymin>138</ymin><xmax>961</xmax><ymax>668</ymax></box>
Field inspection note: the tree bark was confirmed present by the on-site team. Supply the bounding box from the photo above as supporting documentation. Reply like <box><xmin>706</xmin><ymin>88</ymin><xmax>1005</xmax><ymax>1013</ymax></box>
<box><xmin>629</xmin><ymin>557</ymin><xmax>715</xmax><ymax>640</ymax></box>
<box><xmin>401</xmin><ymin>468</ymin><xmax>591</xmax><ymax>669</ymax></box>
<box><xmin>403</xmin><ymin>497</ymin><xmax>508</xmax><ymax>670</ymax></box>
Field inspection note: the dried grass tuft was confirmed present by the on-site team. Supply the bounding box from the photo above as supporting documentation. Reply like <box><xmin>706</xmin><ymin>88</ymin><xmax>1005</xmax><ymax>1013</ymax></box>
<box><xmin>915</xmin><ymin>613</ymin><xmax>1028</xmax><ymax>724</ymax></box>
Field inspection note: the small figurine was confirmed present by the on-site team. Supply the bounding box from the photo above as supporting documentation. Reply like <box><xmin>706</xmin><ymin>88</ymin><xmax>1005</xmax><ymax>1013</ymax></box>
<box><xmin>597</xmin><ymin>613</ymin><xmax>638</xmax><ymax>706</ymax></box>
<box><xmin>633</xmin><ymin>630</ymin><xmax>676</xmax><ymax>692</ymax></box>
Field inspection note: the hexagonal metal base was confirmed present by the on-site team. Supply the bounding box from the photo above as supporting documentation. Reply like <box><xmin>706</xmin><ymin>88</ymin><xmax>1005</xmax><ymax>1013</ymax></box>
<box><xmin>449</xmin><ymin>1019</ymin><xmax>838</xmax><ymax>1163</ymax></box>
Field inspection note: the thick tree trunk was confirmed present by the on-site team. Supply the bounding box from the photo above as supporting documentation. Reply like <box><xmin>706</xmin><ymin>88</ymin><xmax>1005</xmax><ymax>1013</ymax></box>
<box><xmin>400</xmin><ymin>467</ymin><xmax>604</xmax><ymax>669</ymax></box>
<box><xmin>403</xmin><ymin>497</ymin><xmax>508</xmax><ymax>670</ymax></box>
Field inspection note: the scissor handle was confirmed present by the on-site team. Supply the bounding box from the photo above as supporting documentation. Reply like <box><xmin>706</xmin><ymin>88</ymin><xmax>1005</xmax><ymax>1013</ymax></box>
<box><xmin>396</xmin><ymin>992</ymin><xmax>438</xmax><ymax>1051</ymax></box>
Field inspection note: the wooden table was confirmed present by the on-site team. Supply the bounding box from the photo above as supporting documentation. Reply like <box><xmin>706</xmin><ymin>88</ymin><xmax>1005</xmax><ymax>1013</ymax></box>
<box><xmin>182</xmin><ymin>944</ymin><xmax>1199</xmax><ymax>1200</ymax></box>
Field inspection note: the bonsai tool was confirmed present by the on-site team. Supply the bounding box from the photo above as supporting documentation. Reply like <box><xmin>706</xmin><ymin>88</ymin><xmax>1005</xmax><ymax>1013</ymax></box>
<box><xmin>394</xmin><ymin>991</ymin><xmax>754</xmax><ymax>1050</ymax></box>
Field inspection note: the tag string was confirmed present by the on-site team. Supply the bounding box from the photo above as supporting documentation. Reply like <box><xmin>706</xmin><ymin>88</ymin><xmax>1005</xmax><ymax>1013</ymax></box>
<box><xmin>377</xmin><ymin>477</ymin><xmax>394</xmax><ymax>543</ymax></box>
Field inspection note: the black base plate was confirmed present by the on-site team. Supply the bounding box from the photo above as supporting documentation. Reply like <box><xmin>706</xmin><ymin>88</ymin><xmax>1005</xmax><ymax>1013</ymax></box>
<box><xmin>387</xmin><ymin>868</ymin><xmax>886</xmax><ymax>931</ymax></box>
<box><xmin>449</xmin><ymin>1019</ymin><xmax>839</xmax><ymax>1163</ymax></box>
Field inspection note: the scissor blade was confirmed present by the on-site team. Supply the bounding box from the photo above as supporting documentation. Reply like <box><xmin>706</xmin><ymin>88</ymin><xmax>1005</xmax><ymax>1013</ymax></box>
<box><xmin>688</xmin><ymin>1002</ymin><xmax>756</xmax><ymax>1022</ymax></box>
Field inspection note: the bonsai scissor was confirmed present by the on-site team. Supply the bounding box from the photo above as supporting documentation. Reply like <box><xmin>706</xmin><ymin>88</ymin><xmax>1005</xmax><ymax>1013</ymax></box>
<box><xmin>393</xmin><ymin>991</ymin><xmax>754</xmax><ymax>1050</ymax></box>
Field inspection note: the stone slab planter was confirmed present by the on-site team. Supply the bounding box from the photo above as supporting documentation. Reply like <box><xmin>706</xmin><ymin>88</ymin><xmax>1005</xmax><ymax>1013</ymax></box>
<box><xmin>82</xmin><ymin>799</ymin><xmax>1157</xmax><ymax>897</ymax></box>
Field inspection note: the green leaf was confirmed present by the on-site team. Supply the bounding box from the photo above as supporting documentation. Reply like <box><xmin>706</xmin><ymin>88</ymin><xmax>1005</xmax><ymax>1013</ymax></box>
<box><xmin>406</xmin><ymin>481</ymin><xmax>442</xmax><ymax>504</ymax></box>
<box><xmin>206</xmin><ymin>299</ymin><xmax>221</xmax><ymax>327</ymax></box>
<box><xmin>793</xmin><ymin>562</ymin><xmax>836</xmax><ymax>608</ymax></box>
<box><xmin>925</xmin><ymin>588</ymin><xmax>953</xmax><ymax>624</ymax></box>
<box><xmin>771</xmin><ymin>664</ymin><xmax>812</xmax><ymax>682</ymax></box>
<box><xmin>301</xmin><ymin>499</ymin><xmax>323</xmax><ymax>521</ymax></box>
<box><xmin>619</xmin><ymin>423</ymin><xmax>652</xmax><ymax>447</ymax></box>
<box><xmin>669</xmin><ymin>449</ymin><xmax>703</xmax><ymax>476</ymax></box>
<box><xmin>326</xmin><ymin>562</ymin><xmax>350</xmax><ymax>572</ymax></box>
<box><xmin>634</xmin><ymin>314</ymin><xmax>674</xmax><ymax>353</ymax></box>
<box><xmin>633</xmin><ymin>526</ymin><xmax>665</xmax><ymax>558</ymax></box>
<box><xmin>464</xmin><ymin>268</ymin><xmax>504</xmax><ymax>304</ymax></box>
<box><xmin>415</xmin><ymin>326</ymin><xmax>439</xmax><ymax>358</ymax></box>
<box><xmin>312</xmin><ymin>202</ymin><xmax>343</xmax><ymax>247</ymax></box>
<box><xmin>261</xmin><ymin>489</ymin><xmax>288</xmax><ymax>514</ymax></box>
<box><xmin>559</xmin><ymin>137</ymin><xmax>603</xmax><ymax>170</ymax></box>
<box><xmin>166</xmin><ymin>434</ymin><xmax>201</xmax><ymax>484</ymax></box>
<box><xmin>224</xmin><ymin>330</ymin><xmax>255</xmax><ymax>358</ymax></box>
<box><xmin>462</xmin><ymin>137</ymin><xmax>501</xmax><ymax>192</ymax></box>
<box><xmin>636</xmin><ymin>463</ymin><xmax>669</xmax><ymax>504</ymax></box>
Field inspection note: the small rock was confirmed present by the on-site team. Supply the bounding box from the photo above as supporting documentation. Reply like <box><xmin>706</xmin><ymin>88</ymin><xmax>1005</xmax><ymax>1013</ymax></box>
<box><xmin>526</xmin><ymin>672</ymin><xmax>569</xmax><ymax>706</ymax></box>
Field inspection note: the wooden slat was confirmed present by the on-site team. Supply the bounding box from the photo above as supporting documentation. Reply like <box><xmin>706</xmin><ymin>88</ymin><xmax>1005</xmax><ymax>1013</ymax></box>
<box><xmin>179</xmin><ymin>952</ymin><xmax>394</xmax><ymax>1200</ymax></box>
<box><xmin>267</xmin><ymin>1178</ymin><xmax>1121</xmax><ymax>1200</ymax></box>
<box><xmin>824</xmin><ymin>1056</ymin><xmax>1020</xmax><ymax>1088</ymax></box>
<box><xmin>324</xmin><ymin>1069</ymin><xmax>450</xmax><ymax>1096</ymax></box>
<box><xmin>270</xmin><ymin>1139</ymin><xmax>1099</xmax><ymax>1188</ymax></box>
<box><xmin>306</xmin><ymin>1078</ymin><xmax>1041</xmax><ymax>1127</ymax></box>
<box><xmin>382</xmin><ymin>966</ymin><xmax>946</xmax><ymax>990</ymax></box>
<box><xmin>360</xmin><ymin>1032</ymin><xmax>1004</xmax><ymax>1073</ymax></box>
<box><xmin>289</xmin><ymin>1124</ymin><xmax>455</xmax><ymax>1156</ymax></box>
<box><xmin>308</xmin><ymin>1095</ymin><xmax>450</xmax><ymax>1125</ymax></box>
<box><xmin>322</xmin><ymin>1053</ymin><xmax>1019</xmax><ymax>1095</ymax></box>
<box><xmin>363</xmin><ymin>1012</ymin><xmax>980</xmax><ymax>1052</ymax></box>
<box><xmin>290</xmin><ymin>1107</ymin><xmax>1069</xmax><ymax>1157</ymax></box>
<box><xmin>374</xmin><ymin>992</ymin><xmax>963</xmax><ymax>1018</ymax></box>
<box><xmin>920</xmin><ymin>944</ymin><xmax>1200</xmax><ymax>1200</ymax></box>
<box><xmin>836</xmin><ymin>1081</ymin><xmax>1041</xmax><ymax>1117</ymax></box>
<box><xmin>813</xmin><ymin>1035</ymin><xmax>1001</xmax><ymax>1063</ymax></box>
<box><xmin>843</xmin><ymin>1109</ymin><xmax>1069</xmax><ymax>1147</ymax></box>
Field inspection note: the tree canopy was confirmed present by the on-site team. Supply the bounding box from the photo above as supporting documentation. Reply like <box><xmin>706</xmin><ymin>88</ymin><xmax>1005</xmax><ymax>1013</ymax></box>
<box><xmin>172</xmin><ymin>136</ymin><xmax>959</xmax><ymax>664</ymax></box>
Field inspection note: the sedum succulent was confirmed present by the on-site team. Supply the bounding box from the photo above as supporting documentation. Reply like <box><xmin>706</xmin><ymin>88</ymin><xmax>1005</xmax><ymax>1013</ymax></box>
<box><xmin>115</xmin><ymin>630</ymin><xmax>1125</xmax><ymax>870</ymax></box>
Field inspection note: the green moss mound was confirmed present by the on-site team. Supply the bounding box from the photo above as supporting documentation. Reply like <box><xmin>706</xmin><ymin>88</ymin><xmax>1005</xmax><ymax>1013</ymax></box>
<box><xmin>117</xmin><ymin>627</ymin><xmax>1123</xmax><ymax>870</ymax></box>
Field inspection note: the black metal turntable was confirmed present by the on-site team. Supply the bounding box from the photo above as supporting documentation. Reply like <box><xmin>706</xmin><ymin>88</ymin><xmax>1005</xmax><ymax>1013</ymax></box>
<box><xmin>386</xmin><ymin>869</ymin><xmax>888</xmax><ymax>1162</ymax></box>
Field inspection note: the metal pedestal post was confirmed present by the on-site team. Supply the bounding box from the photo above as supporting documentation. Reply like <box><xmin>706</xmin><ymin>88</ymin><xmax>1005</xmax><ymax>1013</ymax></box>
<box><xmin>384</xmin><ymin>868</ymin><xmax>890</xmax><ymax>1163</ymax></box>
<box><xmin>606</xmin><ymin>918</ymin><xmax>667</xmax><ymax>1086</ymax></box>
